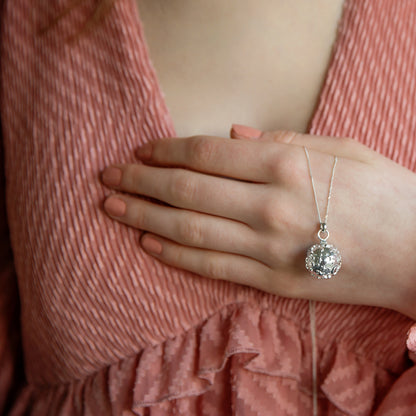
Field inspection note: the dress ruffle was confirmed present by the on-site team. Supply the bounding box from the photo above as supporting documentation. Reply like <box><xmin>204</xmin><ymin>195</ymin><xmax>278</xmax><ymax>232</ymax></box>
<box><xmin>10</xmin><ymin>303</ymin><xmax>405</xmax><ymax>416</ymax></box>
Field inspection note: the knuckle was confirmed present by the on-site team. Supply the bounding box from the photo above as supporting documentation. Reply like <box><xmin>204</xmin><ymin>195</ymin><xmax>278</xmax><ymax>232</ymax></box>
<box><xmin>257</xmin><ymin>196</ymin><xmax>284</xmax><ymax>229</ymax></box>
<box><xmin>265</xmin><ymin>156</ymin><xmax>283</xmax><ymax>181</ymax></box>
<box><xmin>261</xmin><ymin>238</ymin><xmax>286</xmax><ymax>264</ymax></box>
<box><xmin>174</xmin><ymin>244</ymin><xmax>186</xmax><ymax>263</ymax></box>
<box><xmin>177</xmin><ymin>217</ymin><xmax>204</xmax><ymax>246</ymax></box>
<box><xmin>189</xmin><ymin>136</ymin><xmax>217</xmax><ymax>166</ymax></box>
<box><xmin>203</xmin><ymin>257</ymin><xmax>227</xmax><ymax>280</ymax></box>
<box><xmin>170</xmin><ymin>172</ymin><xmax>197</xmax><ymax>203</ymax></box>
<box><xmin>266</xmin><ymin>149</ymin><xmax>305</xmax><ymax>185</ymax></box>
<box><xmin>130</xmin><ymin>204</ymin><xmax>146</xmax><ymax>229</ymax></box>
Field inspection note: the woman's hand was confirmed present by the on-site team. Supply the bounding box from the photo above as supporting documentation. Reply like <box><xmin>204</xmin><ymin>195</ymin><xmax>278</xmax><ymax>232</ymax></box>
<box><xmin>100</xmin><ymin>127</ymin><xmax>416</xmax><ymax>319</ymax></box>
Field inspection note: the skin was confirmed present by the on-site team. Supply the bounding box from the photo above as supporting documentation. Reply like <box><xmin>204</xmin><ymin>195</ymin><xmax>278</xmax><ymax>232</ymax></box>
<box><xmin>135</xmin><ymin>0</ymin><xmax>345</xmax><ymax>137</ymax></box>
<box><xmin>100</xmin><ymin>129</ymin><xmax>416</xmax><ymax>320</ymax></box>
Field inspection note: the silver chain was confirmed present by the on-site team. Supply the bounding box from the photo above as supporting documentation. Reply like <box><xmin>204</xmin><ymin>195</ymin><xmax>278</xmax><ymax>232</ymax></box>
<box><xmin>304</xmin><ymin>146</ymin><xmax>338</xmax><ymax>416</ymax></box>
<box><xmin>303</xmin><ymin>147</ymin><xmax>338</xmax><ymax>228</ymax></box>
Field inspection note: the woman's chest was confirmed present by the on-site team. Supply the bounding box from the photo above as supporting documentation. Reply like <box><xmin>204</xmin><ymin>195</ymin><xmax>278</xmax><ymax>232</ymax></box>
<box><xmin>135</xmin><ymin>0</ymin><xmax>345</xmax><ymax>137</ymax></box>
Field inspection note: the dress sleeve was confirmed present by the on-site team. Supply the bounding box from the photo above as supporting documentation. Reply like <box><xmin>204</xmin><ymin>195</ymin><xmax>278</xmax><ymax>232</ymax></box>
<box><xmin>0</xmin><ymin>126</ymin><xmax>26</xmax><ymax>414</ymax></box>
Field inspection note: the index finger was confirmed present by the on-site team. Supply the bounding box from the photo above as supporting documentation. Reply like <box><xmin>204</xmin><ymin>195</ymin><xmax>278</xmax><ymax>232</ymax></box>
<box><xmin>135</xmin><ymin>135</ymin><xmax>274</xmax><ymax>183</ymax></box>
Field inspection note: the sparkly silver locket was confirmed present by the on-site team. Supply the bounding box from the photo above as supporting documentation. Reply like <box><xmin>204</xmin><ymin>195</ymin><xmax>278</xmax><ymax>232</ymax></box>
<box><xmin>305</xmin><ymin>223</ymin><xmax>342</xmax><ymax>279</ymax></box>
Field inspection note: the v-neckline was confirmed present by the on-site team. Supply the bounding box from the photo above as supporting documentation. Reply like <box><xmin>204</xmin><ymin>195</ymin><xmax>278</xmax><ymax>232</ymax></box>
<box><xmin>131</xmin><ymin>0</ymin><xmax>349</xmax><ymax>139</ymax></box>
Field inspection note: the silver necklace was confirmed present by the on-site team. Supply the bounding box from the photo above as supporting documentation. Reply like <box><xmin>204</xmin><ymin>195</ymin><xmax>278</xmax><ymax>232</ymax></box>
<box><xmin>304</xmin><ymin>147</ymin><xmax>341</xmax><ymax>416</ymax></box>
<box><xmin>304</xmin><ymin>147</ymin><xmax>342</xmax><ymax>279</ymax></box>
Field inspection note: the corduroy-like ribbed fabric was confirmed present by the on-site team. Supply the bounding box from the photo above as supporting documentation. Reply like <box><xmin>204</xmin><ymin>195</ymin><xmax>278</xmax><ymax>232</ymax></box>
<box><xmin>0</xmin><ymin>0</ymin><xmax>416</xmax><ymax>415</ymax></box>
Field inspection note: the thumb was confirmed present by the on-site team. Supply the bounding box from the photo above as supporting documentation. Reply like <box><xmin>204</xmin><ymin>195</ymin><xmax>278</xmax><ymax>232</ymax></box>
<box><xmin>257</xmin><ymin>129</ymin><xmax>376</xmax><ymax>162</ymax></box>
<box><xmin>230</xmin><ymin>124</ymin><xmax>263</xmax><ymax>140</ymax></box>
<box><xmin>230</xmin><ymin>125</ymin><xmax>374</xmax><ymax>161</ymax></box>
<box><xmin>230</xmin><ymin>124</ymin><xmax>295</xmax><ymax>143</ymax></box>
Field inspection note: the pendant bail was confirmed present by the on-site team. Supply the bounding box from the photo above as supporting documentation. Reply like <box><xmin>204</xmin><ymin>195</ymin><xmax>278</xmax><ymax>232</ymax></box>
<box><xmin>317</xmin><ymin>223</ymin><xmax>329</xmax><ymax>242</ymax></box>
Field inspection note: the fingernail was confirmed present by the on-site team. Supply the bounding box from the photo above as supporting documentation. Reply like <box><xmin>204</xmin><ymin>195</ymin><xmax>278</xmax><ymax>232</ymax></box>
<box><xmin>104</xmin><ymin>197</ymin><xmax>126</xmax><ymax>217</ymax></box>
<box><xmin>101</xmin><ymin>167</ymin><xmax>122</xmax><ymax>187</ymax></box>
<box><xmin>136</xmin><ymin>143</ymin><xmax>152</xmax><ymax>160</ymax></box>
<box><xmin>141</xmin><ymin>235</ymin><xmax>163</xmax><ymax>254</ymax></box>
<box><xmin>231</xmin><ymin>124</ymin><xmax>262</xmax><ymax>139</ymax></box>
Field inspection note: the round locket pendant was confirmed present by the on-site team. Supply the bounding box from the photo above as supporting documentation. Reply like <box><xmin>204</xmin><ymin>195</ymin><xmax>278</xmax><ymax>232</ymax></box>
<box><xmin>305</xmin><ymin>224</ymin><xmax>342</xmax><ymax>279</ymax></box>
<box><xmin>305</xmin><ymin>241</ymin><xmax>342</xmax><ymax>279</ymax></box>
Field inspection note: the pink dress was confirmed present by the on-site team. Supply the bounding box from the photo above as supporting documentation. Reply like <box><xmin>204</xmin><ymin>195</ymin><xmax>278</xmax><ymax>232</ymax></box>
<box><xmin>1</xmin><ymin>0</ymin><xmax>415</xmax><ymax>414</ymax></box>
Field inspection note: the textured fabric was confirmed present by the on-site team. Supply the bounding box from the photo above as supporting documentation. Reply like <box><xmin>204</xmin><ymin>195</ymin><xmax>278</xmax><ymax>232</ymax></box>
<box><xmin>1</xmin><ymin>0</ymin><xmax>416</xmax><ymax>415</ymax></box>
